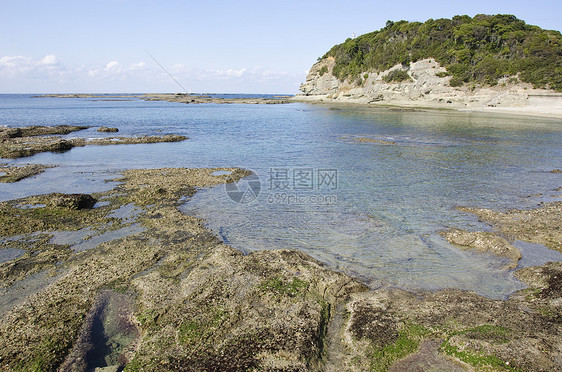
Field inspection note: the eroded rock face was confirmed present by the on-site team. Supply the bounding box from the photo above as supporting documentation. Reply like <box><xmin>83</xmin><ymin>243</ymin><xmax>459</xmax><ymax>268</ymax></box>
<box><xmin>297</xmin><ymin>58</ymin><xmax>541</xmax><ymax>109</ymax></box>
<box><xmin>300</xmin><ymin>57</ymin><xmax>341</xmax><ymax>96</ymax></box>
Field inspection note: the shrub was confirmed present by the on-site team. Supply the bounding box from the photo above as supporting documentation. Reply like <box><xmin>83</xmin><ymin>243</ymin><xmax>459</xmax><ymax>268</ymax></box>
<box><xmin>382</xmin><ymin>69</ymin><xmax>412</xmax><ymax>83</ymax></box>
<box><xmin>323</xmin><ymin>14</ymin><xmax>562</xmax><ymax>91</ymax></box>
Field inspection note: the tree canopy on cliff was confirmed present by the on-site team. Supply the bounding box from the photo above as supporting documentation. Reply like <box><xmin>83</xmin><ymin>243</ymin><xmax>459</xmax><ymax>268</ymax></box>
<box><xmin>324</xmin><ymin>14</ymin><xmax>562</xmax><ymax>91</ymax></box>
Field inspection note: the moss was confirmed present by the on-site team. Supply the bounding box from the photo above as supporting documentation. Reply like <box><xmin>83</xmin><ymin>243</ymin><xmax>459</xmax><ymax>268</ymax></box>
<box><xmin>457</xmin><ymin>324</ymin><xmax>513</xmax><ymax>344</ymax></box>
<box><xmin>441</xmin><ymin>343</ymin><xmax>517</xmax><ymax>370</ymax></box>
<box><xmin>136</xmin><ymin>309</ymin><xmax>159</xmax><ymax>329</ymax></box>
<box><xmin>259</xmin><ymin>276</ymin><xmax>308</xmax><ymax>297</ymax></box>
<box><xmin>178</xmin><ymin>320</ymin><xmax>205</xmax><ymax>343</ymax></box>
<box><xmin>369</xmin><ymin>323</ymin><xmax>431</xmax><ymax>372</ymax></box>
<box><xmin>178</xmin><ymin>307</ymin><xmax>228</xmax><ymax>345</ymax></box>
<box><xmin>440</xmin><ymin>325</ymin><xmax>517</xmax><ymax>370</ymax></box>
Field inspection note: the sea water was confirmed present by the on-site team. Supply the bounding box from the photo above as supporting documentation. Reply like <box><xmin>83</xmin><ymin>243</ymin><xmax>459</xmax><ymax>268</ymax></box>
<box><xmin>1</xmin><ymin>94</ymin><xmax>561</xmax><ymax>298</ymax></box>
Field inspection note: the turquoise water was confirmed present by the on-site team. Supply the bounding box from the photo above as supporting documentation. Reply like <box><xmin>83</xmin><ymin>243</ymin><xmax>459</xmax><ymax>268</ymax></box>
<box><xmin>1</xmin><ymin>94</ymin><xmax>561</xmax><ymax>298</ymax></box>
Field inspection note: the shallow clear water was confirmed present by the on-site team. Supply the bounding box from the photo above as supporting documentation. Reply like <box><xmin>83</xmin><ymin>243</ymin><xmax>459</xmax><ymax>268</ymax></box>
<box><xmin>1</xmin><ymin>94</ymin><xmax>561</xmax><ymax>298</ymax></box>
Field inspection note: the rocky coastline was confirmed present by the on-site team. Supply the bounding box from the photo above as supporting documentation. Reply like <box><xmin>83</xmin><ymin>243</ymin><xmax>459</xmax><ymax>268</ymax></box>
<box><xmin>0</xmin><ymin>125</ymin><xmax>187</xmax><ymax>160</ymax></box>
<box><xmin>0</xmin><ymin>166</ymin><xmax>560</xmax><ymax>371</ymax></box>
<box><xmin>36</xmin><ymin>93</ymin><xmax>293</xmax><ymax>105</ymax></box>
<box><xmin>295</xmin><ymin>58</ymin><xmax>562</xmax><ymax>119</ymax></box>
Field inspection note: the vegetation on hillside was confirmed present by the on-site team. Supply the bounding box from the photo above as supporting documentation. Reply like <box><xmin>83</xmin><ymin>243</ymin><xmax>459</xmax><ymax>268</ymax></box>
<box><xmin>324</xmin><ymin>14</ymin><xmax>562</xmax><ymax>91</ymax></box>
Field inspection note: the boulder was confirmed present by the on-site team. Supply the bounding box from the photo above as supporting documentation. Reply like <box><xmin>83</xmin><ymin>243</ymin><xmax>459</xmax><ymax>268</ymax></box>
<box><xmin>48</xmin><ymin>193</ymin><xmax>97</xmax><ymax>209</ymax></box>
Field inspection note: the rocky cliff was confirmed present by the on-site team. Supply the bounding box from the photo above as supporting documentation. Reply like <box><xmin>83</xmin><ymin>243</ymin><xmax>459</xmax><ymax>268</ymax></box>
<box><xmin>297</xmin><ymin>57</ymin><xmax>562</xmax><ymax>109</ymax></box>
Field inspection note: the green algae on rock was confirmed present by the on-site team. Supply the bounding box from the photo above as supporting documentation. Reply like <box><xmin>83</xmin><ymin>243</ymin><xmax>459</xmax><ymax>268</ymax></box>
<box><xmin>0</xmin><ymin>168</ymin><xmax>561</xmax><ymax>371</ymax></box>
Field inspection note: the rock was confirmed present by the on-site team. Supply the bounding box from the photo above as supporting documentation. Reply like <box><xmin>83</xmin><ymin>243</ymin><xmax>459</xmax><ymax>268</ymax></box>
<box><xmin>0</xmin><ymin>164</ymin><xmax>54</xmax><ymax>183</ymax></box>
<box><xmin>441</xmin><ymin>228</ymin><xmax>521</xmax><ymax>269</ymax></box>
<box><xmin>46</xmin><ymin>139</ymin><xmax>74</xmax><ymax>152</ymax></box>
<box><xmin>354</xmin><ymin>137</ymin><xmax>396</xmax><ymax>145</ymax></box>
<box><xmin>0</xmin><ymin>127</ymin><xmax>23</xmax><ymax>139</ymax></box>
<box><xmin>48</xmin><ymin>193</ymin><xmax>97</xmax><ymax>209</ymax></box>
<box><xmin>97</xmin><ymin>127</ymin><xmax>119</xmax><ymax>133</ymax></box>
<box><xmin>295</xmin><ymin>58</ymin><xmax>542</xmax><ymax>110</ymax></box>
<box><xmin>19</xmin><ymin>125</ymin><xmax>89</xmax><ymax>136</ymax></box>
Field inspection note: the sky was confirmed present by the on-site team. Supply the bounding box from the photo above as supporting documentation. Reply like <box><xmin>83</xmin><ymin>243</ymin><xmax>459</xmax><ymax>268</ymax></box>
<box><xmin>1</xmin><ymin>0</ymin><xmax>561</xmax><ymax>94</ymax></box>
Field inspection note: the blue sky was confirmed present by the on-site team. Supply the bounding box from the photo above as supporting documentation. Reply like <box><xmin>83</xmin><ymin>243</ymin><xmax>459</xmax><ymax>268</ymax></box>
<box><xmin>1</xmin><ymin>0</ymin><xmax>561</xmax><ymax>94</ymax></box>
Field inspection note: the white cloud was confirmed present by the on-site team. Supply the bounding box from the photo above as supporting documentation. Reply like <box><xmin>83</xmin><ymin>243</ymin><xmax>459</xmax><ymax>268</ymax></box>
<box><xmin>0</xmin><ymin>54</ymin><xmax>65</xmax><ymax>78</ymax></box>
<box><xmin>130</xmin><ymin>62</ymin><xmax>145</xmax><ymax>70</ymax></box>
<box><xmin>0</xmin><ymin>54</ymin><xmax>304</xmax><ymax>93</ymax></box>
<box><xmin>40</xmin><ymin>54</ymin><xmax>58</xmax><ymax>65</ymax></box>
<box><xmin>105</xmin><ymin>61</ymin><xmax>121</xmax><ymax>72</ymax></box>
<box><xmin>223</xmin><ymin>68</ymin><xmax>247</xmax><ymax>77</ymax></box>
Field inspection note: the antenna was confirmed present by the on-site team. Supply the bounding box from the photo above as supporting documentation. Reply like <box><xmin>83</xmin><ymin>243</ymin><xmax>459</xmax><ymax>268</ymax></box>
<box><xmin>145</xmin><ymin>50</ymin><xmax>190</xmax><ymax>94</ymax></box>
<box><xmin>145</xmin><ymin>51</ymin><xmax>249</xmax><ymax>155</ymax></box>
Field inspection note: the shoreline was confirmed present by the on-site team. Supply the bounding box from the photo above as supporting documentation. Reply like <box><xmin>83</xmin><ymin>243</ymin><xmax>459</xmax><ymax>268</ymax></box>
<box><xmin>33</xmin><ymin>93</ymin><xmax>562</xmax><ymax>119</ymax></box>
<box><xmin>291</xmin><ymin>95</ymin><xmax>562</xmax><ymax>120</ymax></box>
<box><xmin>34</xmin><ymin>93</ymin><xmax>294</xmax><ymax>105</ymax></box>
<box><xmin>0</xmin><ymin>167</ymin><xmax>561</xmax><ymax>370</ymax></box>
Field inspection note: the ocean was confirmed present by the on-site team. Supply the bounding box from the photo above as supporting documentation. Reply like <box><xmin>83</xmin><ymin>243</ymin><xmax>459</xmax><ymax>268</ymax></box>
<box><xmin>1</xmin><ymin>93</ymin><xmax>561</xmax><ymax>298</ymax></box>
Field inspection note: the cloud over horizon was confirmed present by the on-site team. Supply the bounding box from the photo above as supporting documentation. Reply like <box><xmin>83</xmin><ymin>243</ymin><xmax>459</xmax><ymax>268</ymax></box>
<box><xmin>0</xmin><ymin>54</ymin><xmax>304</xmax><ymax>93</ymax></box>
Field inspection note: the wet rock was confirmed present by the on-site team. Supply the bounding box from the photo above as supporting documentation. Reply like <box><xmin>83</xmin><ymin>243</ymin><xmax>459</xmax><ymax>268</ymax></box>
<box><xmin>0</xmin><ymin>164</ymin><xmax>55</xmax><ymax>183</ymax></box>
<box><xmin>354</xmin><ymin>137</ymin><xmax>397</xmax><ymax>145</ymax></box>
<box><xmin>441</xmin><ymin>228</ymin><xmax>521</xmax><ymax>269</ymax></box>
<box><xmin>458</xmin><ymin>202</ymin><xmax>562</xmax><ymax>252</ymax></box>
<box><xmin>349</xmin><ymin>302</ymin><xmax>398</xmax><ymax>345</ymax></box>
<box><xmin>0</xmin><ymin>127</ymin><xmax>23</xmax><ymax>139</ymax></box>
<box><xmin>97</xmin><ymin>127</ymin><xmax>119</xmax><ymax>133</ymax></box>
<box><xmin>86</xmin><ymin>135</ymin><xmax>187</xmax><ymax>146</ymax></box>
<box><xmin>60</xmin><ymin>290</ymin><xmax>138</xmax><ymax>371</ymax></box>
<box><xmin>49</xmin><ymin>193</ymin><xmax>97</xmax><ymax>210</ymax></box>
<box><xmin>19</xmin><ymin>125</ymin><xmax>89</xmax><ymax>136</ymax></box>
<box><xmin>389</xmin><ymin>339</ymin><xmax>470</xmax><ymax>371</ymax></box>
<box><xmin>1</xmin><ymin>168</ymin><xmax>561</xmax><ymax>372</ymax></box>
<box><xmin>0</xmin><ymin>125</ymin><xmax>88</xmax><ymax>138</ymax></box>
<box><xmin>47</xmin><ymin>139</ymin><xmax>74</xmax><ymax>152</ymax></box>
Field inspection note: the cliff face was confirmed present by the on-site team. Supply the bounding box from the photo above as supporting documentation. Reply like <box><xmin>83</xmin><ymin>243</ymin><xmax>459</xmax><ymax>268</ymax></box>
<box><xmin>298</xmin><ymin>58</ymin><xmax>561</xmax><ymax>109</ymax></box>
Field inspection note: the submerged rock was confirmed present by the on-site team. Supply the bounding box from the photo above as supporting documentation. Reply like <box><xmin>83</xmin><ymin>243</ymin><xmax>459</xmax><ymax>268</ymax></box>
<box><xmin>0</xmin><ymin>164</ymin><xmax>55</xmax><ymax>183</ymax></box>
<box><xmin>60</xmin><ymin>290</ymin><xmax>139</xmax><ymax>371</ymax></box>
<box><xmin>441</xmin><ymin>228</ymin><xmax>521</xmax><ymax>269</ymax></box>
